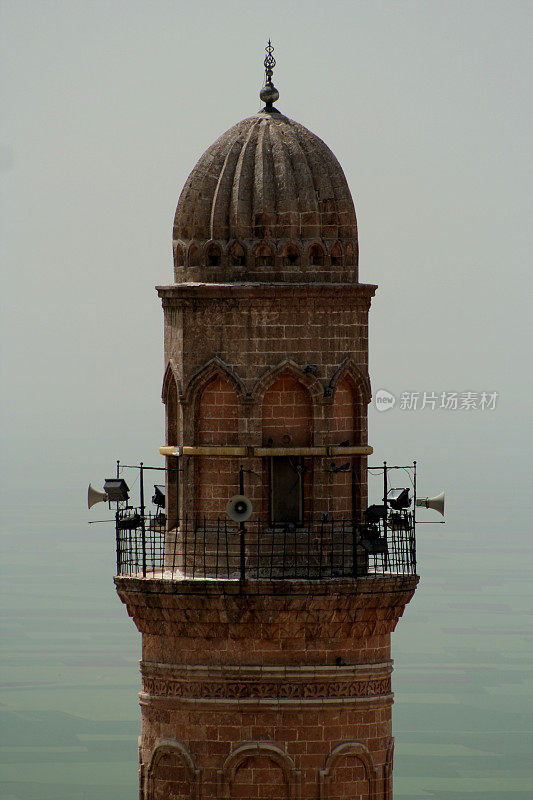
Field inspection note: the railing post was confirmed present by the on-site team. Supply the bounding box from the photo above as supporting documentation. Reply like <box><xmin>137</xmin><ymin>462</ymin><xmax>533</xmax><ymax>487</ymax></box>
<box><xmin>140</xmin><ymin>462</ymin><xmax>146</xmax><ymax>578</ymax></box>
<box><xmin>239</xmin><ymin>523</ymin><xmax>246</xmax><ymax>582</ymax></box>
<box><xmin>115</xmin><ymin>509</ymin><xmax>120</xmax><ymax>575</ymax></box>
<box><xmin>412</xmin><ymin>460</ymin><xmax>417</xmax><ymax>573</ymax></box>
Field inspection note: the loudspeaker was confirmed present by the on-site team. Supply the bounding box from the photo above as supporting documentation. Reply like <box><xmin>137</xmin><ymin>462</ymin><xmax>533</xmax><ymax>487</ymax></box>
<box><xmin>416</xmin><ymin>491</ymin><xmax>445</xmax><ymax>516</ymax></box>
<box><xmin>226</xmin><ymin>494</ymin><xmax>253</xmax><ymax>523</ymax></box>
<box><xmin>88</xmin><ymin>484</ymin><xmax>108</xmax><ymax>509</ymax></box>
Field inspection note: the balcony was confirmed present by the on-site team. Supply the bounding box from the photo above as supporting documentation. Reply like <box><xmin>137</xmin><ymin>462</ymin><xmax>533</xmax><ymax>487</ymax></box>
<box><xmin>115</xmin><ymin>511</ymin><xmax>416</xmax><ymax>581</ymax></box>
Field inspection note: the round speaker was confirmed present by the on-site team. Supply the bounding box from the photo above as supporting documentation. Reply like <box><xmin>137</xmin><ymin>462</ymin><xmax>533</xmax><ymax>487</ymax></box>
<box><xmin>226</xmin><ymin>494</ymin><xmax>253</xmax><ymax>523</ymax></box>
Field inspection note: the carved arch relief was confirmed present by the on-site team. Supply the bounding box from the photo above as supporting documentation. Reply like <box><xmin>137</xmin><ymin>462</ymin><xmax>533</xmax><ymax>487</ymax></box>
<box><xmin>319</xmin><ymin>742</ymin><xmax>378</xmax><ymax>800</ymax></box>
<box><xmin>251</xmin><ymin>358</ymin><xmax>324</xmax><ymax>404</ymax></box>
<box><xmin>217</xmin><ymin>742</ymin><xmax>301</xmax><ymax>800</ymax></box>
<box><xmin>329</xmin><ymin>357</ymin><xmax>372</xmax><ymax>406</ymax></box>
<box><xmin>184</xmin><ymin>357</ymin><xmax>248</xmax><ymax>406</ymax></box>
<box><xmin>146</xmin><ymin>739</ymin><xmax>201</xmax><ymax>800</ymax></box>
<box><xmin>161</xmin><ymin>359</ymin><xmax>182</xmax><ymax>404</ymax></box>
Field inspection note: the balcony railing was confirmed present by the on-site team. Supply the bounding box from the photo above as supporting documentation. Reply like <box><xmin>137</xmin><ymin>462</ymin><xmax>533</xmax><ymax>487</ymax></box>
<box><xmin>115</xmin><ymin>511</ymin><xmax>416</xmax><ymax>580</ymax></box>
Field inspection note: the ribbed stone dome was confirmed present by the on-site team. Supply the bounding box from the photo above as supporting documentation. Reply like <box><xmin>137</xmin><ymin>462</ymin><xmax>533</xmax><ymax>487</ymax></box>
<box><xmin>172</xmin><ymin>109</ymin><xmax>359</xmax><ymax>283</ymax></box>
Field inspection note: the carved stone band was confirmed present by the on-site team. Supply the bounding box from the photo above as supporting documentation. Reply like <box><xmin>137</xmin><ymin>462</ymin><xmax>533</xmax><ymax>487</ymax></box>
<box><xmin>140</xmin><ymin>662</ymin><xmax>392</xmax><ymax>702</ymax></box>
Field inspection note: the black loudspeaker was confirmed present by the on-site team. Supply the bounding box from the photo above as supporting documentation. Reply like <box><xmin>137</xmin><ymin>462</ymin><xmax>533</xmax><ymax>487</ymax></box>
<box><xmin>226</xmin><ymin>495</ymin><xmax>253</xmax><ymax>523</ymax></box>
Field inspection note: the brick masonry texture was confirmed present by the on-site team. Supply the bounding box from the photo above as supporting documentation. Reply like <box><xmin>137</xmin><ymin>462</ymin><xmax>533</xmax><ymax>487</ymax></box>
<box><xmin>116</xmin><ymin>576</ymin><xmax>418</xmax><ymax>799</ymax></box>
<box><xmin>157</xmin><ymin>283</ymin><xmax>374</xmax><ymax>523</ymax></box>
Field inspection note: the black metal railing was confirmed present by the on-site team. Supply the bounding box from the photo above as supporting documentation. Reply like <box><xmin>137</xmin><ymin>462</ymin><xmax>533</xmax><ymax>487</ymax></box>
<box><xmin>115</xmin><ymin>512</ymin><xmax>416</xmax><ymax>580</ymax></box>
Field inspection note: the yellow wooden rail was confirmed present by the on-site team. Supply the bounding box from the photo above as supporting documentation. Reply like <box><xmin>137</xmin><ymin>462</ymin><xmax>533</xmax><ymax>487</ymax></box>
<box><xmin>159</xmin><ymin>445</ymin><xmax>373</xmax><ymax>457</ymax></box>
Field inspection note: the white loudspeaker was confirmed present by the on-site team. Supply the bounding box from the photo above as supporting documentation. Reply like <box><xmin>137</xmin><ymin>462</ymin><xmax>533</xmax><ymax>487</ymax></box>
<box><xmin>226</xmin><ymin>495</ymin><xmax>253</xmax><ymax>523</ymax></box>
<box><xmin>88</xmin><ymin>484</ymin><xmax>108</xmax><ymax>509</ymax></box>
<box><xmin>416</xmin><ymin>491</ymin><xmax>445</xmax><ymax>516</ymax></box>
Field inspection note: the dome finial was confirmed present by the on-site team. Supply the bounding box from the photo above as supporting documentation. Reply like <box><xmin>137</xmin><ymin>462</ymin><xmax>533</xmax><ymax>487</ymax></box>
<box><xmin>260</xmin><ymin>39</ymin><xmax>280</xmax><ymax>111</ymax></box>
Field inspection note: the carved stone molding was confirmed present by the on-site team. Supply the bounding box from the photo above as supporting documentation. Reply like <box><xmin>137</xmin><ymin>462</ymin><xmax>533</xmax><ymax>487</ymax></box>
<box><xmin>141</xmin><ymin>661</ymin><xmax>392</xmax><ymax>703</ymax></box>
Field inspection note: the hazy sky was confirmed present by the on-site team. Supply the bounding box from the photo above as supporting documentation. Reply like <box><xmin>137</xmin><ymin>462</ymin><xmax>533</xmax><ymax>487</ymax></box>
<box><xmin>1</xmin><ymin>0</ymin><xmax>532</xmax><ymax>538</ymax></box>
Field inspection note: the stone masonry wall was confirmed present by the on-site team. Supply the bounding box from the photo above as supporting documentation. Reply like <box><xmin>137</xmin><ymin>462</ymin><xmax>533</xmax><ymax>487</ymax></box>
<box><xmin>115</xmin><ymin>575</ymin><xmax>417</xmax><ymax>800</ymax></box>
<box><xmin>158</xmin><ymin>283</ymin><xmax>375</xmax><ymax>523</ymax></box>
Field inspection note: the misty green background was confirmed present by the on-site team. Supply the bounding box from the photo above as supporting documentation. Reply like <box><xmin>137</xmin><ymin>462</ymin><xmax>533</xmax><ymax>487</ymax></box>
<box><xmin>1</xmin><ymin>1</ymin><xmax>532</xmax><ymax>798</ymax></box>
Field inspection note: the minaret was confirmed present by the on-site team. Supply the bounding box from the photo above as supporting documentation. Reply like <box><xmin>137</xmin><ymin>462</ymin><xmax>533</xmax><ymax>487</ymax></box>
<box><xmin>115</xmin><ymin>44</ymin><xmax>418</xmax><ymax>800</ymax></box>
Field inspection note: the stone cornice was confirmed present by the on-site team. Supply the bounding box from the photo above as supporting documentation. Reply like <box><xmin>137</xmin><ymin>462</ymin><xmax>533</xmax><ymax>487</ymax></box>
<box><xmin>115</xmin><ymin>575</ymin><xmax>418</xmax><ymax>599</ymax></box>
<box><xmin>156</xmin><ymin>281</ymin><xmax>377</xmax><ymax>308</ymax></box>
<box><xmin>115</xmin><ymin>576</ymin><xmax>419</xmax><ymax>640</ymax></box>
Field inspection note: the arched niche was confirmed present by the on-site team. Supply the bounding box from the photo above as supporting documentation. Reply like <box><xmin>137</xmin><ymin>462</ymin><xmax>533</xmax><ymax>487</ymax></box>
<box><xmin>146</xmin><ymin>740</ymin><xmax>201</xmax><ymax>800</ymax></box>
<box><xmin>229</xmin><ymin>240</ymin><xmax>246</xmax><ymax>266</ymax></box>
<box><xmin>261</xmin><ymin>371</ymin><xmax>313</xmax><ymax>448</ymax></box>
<box><xmin>345</xmin><ymin>241</ymin><xmax>356</xmax><ymax>266</ymax></box>
<box><xmin>195</xmin><ymin>372</ymin><xmax>240</xmax><ymax>519</ymax></box>
<box><xmin>196</xmin><ymin>374</ymin><xmax>239</xmax><ymax>446</ymax></box>
<box><xmin>205</xmin><ymin>240</ymin><xmax>222</xmax><ymax>267</ymax></box>
<box><xmin>330</xmin><ymin>376</ymin><xmax>357</xmax><ymax>517</ymax></box>
<box><xmin>260</xmin><ymin>369</ymin><xmax>314</xmax><ymax>525</ymax></box>
<box><xmin>281</xmin><ymin>241</ymin><xmax>301</xmax><ymax>266</ymax></box>
<box><xmin>184</xmin><ymin>357</ymin><xmax>247</xmax><ymax>408</ymax></box>
<box><xmin>308</xmin><ymin>242</ymin><xmax>325</xmax><ymax>266</ymax></box>
<box><xmin>319</xmin><ymin>742</ymin><xmax>377</xmax><ymax>800</ymax></box>
<box><xmin>163</xmin><ymin>371</ymin><xmax>180</xmax><ymax>448</ymax></box>
<box><xmin>329</xmin><ymin>358</ymin><xmax>371</xmax><ymax>409</ymax></box>
<box><xmin>174</xmin><ymin>242</ymin><xmax>184</xmax><ymax>268</ymax></box>
<box><xmin>330</xmin><ymin>241</ymin><xmax>342</xmax><ymax>266</ymax></box>
<box><xmin>332</xmin><ymin>375</ymin><xmax>357</xmax><ymax>445</ymax></box>
<box><xmin>217</xmin><ymin>742</ymin><xmax>301</xmax><ymax>800</ymax></box>
<box><xmin>254</xmin><ymin>240</ymin><xmax>275</xmax><ymax>267</ymax></box>
<box><xmin>188</xmin><ymin>241</ymin><xmax>201</xmax><ymax>267</ymax></box>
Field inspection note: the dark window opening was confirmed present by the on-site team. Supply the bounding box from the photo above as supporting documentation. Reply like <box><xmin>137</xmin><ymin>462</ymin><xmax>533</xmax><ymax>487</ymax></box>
<box><xmin>309</xmin><ymin>244</ymin><xmax>324</xmax><ymax>266</ymax></box>
<box><xmin>283</xmin><ymin>246</ymin><xmax>300</xmax><ymax>266</ymax></box>
<box><xmin>206</xmin><ymin>246</ymin><xmax>221</xmax><ymax>267</ymax></box>
<box><xmin>330</xmin><ymin>245</ymin><xmax>342</xmax><ymax>266</ymax></box>
<box><xmin>269</xmin><ymin>456</ymin><xmax>304</xmax><ymax>526</ymax></box>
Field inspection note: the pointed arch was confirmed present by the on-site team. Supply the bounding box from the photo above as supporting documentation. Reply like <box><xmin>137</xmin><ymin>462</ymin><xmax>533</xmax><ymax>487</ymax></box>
<box><xmin>253</xmin><ymin>239</ymin><xmax>275</xmax><ymax>267</ymax></box>
<box><xmin>174</xmin><ymin>242</ymin><xmax>184</xmax><ymax>268</ymax></box>
<box><xmin>329</xmin><ymin>357</ymin><xmax>372</xmax><ymax>406</ymax></box>
<box><xmin>146</xmin><ymin>739</ymin><xmax>201</xmax><ymax>800</ymax></box>
<box><xmin>205</xmin><ymin>239</ymin><xmax>222</xmax><ymax>266</ymax></box>
<box><xmin>330</xmin><ymin>240</ymin><xmax>343</xmax><ymax>266</ymax></box>
<box><xmin>345</xmin><ymin>240</ymin><xmax>356</xmax><ymax>266</ymax></box>
<box><xmin>228</xmin><ymin>239</ymin><xmax>246</xmax><ymax>266</ymax></box>
<box><xmin>184</xmin><ymin>357</ymin><xmax>247</xmax><ymax>406</ymax></box>
<box><xmin>280</xmin><ymin>240</ymin><xmax>301</xmax><ymax>266</ymax></box>
<box><xmin>217</xmin><ymin>742</ymin><xmax>301</xmax><ymax>800</ymax></box>
<box><xmin>188</xmin><ymin>241</ymin><xmax>201</xmax><ymax>267</ymax></box>
<box><xmin>161</xmin><ymin>359</ymin><xmax>183</xmax><ymax>403</ymax></box>
<box><xmin>251</xmin><ymin>358</ymin><xmax>324</xmax><ymax>404</ymax></box>
<box><xmin>308</xmin><ymin>241</ymin><xmax>325</xmax><ymax>266</ymax></box>
<box><xmin>319</xmin><ymin>741</ymin><xmax>377</xmax><ymax>800</ymax></box>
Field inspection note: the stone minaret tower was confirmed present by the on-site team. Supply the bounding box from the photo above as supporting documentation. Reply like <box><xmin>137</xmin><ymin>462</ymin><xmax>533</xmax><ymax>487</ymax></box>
<box><xmin>115</xmin><ymin>45</ymin><xmax>418</xmax><ymax>800</ymax></box>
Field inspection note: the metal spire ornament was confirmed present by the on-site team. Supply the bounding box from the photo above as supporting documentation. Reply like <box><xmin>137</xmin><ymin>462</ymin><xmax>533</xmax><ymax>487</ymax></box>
<box><xmin>260</xmin><ymin>39</ymin><xmax>280</xmax><ymax>111</ymax></box>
